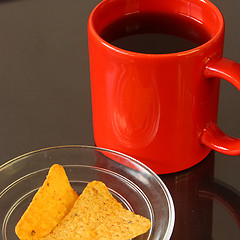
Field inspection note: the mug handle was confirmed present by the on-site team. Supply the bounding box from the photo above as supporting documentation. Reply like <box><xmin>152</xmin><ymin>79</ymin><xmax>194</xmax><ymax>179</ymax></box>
<box><xmin>201</xmin><ymin>57</ymin><xmax>240</xmax><ymax>155</ymax></box>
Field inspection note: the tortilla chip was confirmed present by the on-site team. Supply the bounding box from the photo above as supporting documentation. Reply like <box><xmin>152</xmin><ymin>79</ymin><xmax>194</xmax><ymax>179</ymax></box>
<box><xmin>15</xmin><ymin>164</ymin><xmax>78</xmax><ymax>240</ymax></box>
<box><xmin>40</xmin><ymin>181</ymin><xmax>151</xmax><ymax>240</ymax></box>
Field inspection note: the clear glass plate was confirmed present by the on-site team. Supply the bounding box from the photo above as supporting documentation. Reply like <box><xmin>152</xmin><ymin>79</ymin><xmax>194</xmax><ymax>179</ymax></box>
<box><xmin>0</xmin><ymin>145</ymin><xmax>175</xmax><ymax>240</ymax></box>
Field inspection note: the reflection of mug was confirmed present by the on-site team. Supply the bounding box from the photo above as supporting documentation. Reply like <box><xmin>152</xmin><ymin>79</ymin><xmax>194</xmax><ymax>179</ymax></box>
<box><xmin>161</xmin><ymin>151</ymin><xmax>240</xmax><ymax>239</ymax></box>
<box><xmin>88</xmin><ymin>0</ymin><xmax>240</xmax><ymax>174</ymax></box>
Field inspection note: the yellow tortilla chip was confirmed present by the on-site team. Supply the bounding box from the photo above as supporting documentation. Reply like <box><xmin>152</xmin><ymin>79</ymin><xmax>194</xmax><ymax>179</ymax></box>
<box><xmin>40</xmin><ymin>181</ymin><xmax>151</xmax><ymax>240</ymax></box>
<box><xmin>15</xmin><ymin>164</ymin><xmax>78</xmax><ymax>240</ymax></box>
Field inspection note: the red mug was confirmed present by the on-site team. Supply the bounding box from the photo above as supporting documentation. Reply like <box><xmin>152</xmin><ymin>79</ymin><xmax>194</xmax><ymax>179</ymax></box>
<box><xmin>88</xmin><ymin>0</ymin><xmax>240</xmax><ymax>174</ymax></box>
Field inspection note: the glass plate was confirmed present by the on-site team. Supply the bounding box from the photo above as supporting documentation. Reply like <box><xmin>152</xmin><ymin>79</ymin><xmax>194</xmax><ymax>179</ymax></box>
<box><xmin>0</xmin><ymin>145</ymin><xmax>175</xmax><ymax>240</ymax></box>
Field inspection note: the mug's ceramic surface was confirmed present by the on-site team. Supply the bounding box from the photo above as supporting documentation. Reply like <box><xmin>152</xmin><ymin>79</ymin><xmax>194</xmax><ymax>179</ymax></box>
<box><xmin>88</xmin><ymin>0</ymin><xmax>240</xmax><ymax>174</ymax></box>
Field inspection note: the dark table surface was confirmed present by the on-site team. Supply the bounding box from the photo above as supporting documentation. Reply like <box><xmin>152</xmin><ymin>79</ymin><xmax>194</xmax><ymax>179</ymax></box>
<box><xmin>0</xmin><ymin>0</ymin><xmax>239</xmax><ymax>239</ymax></box>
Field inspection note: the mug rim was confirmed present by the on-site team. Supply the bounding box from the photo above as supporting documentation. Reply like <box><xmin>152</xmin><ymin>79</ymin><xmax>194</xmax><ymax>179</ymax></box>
<box><xmin>88</xmin><ymin>0</ymin><xmax>224</xmax><ymax>57</ymax></box>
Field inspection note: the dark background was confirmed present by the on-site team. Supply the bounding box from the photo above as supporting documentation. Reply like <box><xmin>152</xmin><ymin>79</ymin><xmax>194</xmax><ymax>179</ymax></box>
<box><xmin>0</xmin><ymin>0</ymin><xmax>239</xmax><ymax>239</ymax></box>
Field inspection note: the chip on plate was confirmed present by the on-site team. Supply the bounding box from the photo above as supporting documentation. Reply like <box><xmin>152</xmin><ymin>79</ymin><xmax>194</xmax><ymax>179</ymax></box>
<box><xmin>40</xmin><ymin>181</ymin><xmax>151</xmax><ymax>240</ymax></box>
<box><xmin>15</xmin><ymin>164</ymin><xmax>78</xmax><ymax>240</ymax></box>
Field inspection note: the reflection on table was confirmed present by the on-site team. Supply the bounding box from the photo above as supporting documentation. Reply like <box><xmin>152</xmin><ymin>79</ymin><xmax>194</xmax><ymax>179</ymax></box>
<box><xmin>161</xmin><ymin>151</ymin><xmax>240</xmax><ymax>240</ymax></box>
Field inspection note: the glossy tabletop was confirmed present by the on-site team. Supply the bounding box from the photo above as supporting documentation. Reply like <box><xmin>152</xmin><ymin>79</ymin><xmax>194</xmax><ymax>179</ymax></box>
<box><xmin>0</xmin><ymin>0</ymin><xmax>239</xmax><ymax>239</ymax></box>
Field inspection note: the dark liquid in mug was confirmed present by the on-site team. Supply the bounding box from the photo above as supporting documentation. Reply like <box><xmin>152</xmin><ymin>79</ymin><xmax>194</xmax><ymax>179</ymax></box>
<box><xmin>100</xmin><ymin>12</ymin><xmax>212</xmax><ymax>54</ymax></box>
